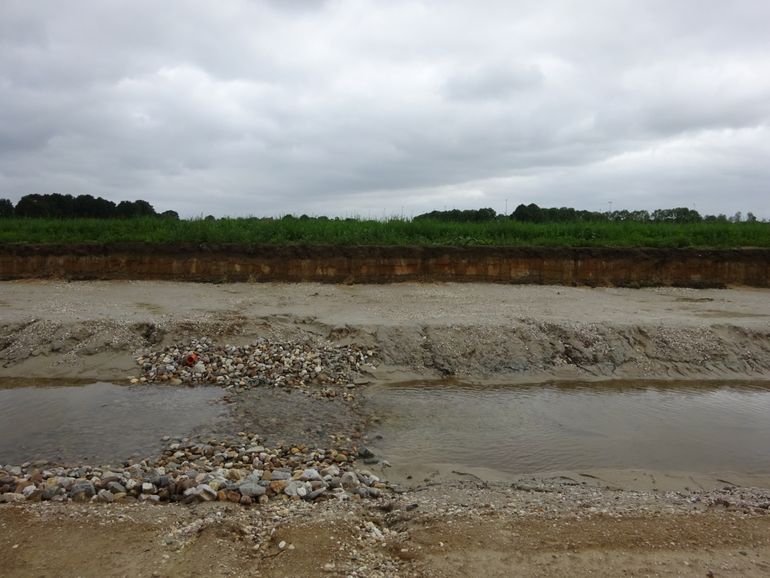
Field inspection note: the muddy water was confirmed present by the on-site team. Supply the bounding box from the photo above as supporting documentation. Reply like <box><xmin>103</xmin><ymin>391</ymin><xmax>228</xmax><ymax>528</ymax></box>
<box><xmin>365</xmin><ymin>381</ymin><xmax>770</xmax><ymax>476</ymax></box>
<box><xmin>0</xmin><ymin>382</ymin><xmax>225</xmax><ymax>466</ymax></box>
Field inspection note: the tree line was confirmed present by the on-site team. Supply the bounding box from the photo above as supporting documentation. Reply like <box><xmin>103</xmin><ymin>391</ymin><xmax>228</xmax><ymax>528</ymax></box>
<box><xmin>0</xmin><ymin>196</ymin><xmax>762</xmax><ymax>223</ymax></box>
<box><xmin>0</xmin><ymin>194</ymin><xmax>178</xmax><ymax>219</ymax></box>
<box><xmin>415</xmin><ymin>204</ymin><xmax>759</xmax><ymax>224</ymax></box>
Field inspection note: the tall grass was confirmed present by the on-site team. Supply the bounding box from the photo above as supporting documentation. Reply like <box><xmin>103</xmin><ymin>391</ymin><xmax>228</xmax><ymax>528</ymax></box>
<box><xmin>1</xmin><ymin>217</ymin><xmax>769</xmax><ymax>248</ymax></box>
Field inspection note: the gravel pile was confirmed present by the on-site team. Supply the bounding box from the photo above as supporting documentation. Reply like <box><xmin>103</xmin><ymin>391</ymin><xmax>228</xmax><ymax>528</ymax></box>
<box><xmin>0</xmin><ymin>434</ymin><xmax>390</xmax><ymax>506</ymax></box>
<box><xmin>132</xmin><ymin>337</ymin><xmax>376</xmax><ymax>388</ymax></box>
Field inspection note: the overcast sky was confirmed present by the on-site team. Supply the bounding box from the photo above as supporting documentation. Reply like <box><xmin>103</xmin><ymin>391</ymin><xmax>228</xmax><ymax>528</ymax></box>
<box><xmin>1</xmin><ymin>1</ymin><xmax>769</xmax><ymax>218</ymax></box>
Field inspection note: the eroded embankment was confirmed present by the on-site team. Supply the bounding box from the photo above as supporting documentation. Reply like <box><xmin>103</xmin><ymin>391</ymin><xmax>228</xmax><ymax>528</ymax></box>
<box><xmin>2</xmin><ymin>312</ymin><xmax>770</xmax><ymax>382</ymax></box>
<box><xmin>1</xmin><ymin>243</ymin><xmax>769</xmax><ymax>287</ymax></box>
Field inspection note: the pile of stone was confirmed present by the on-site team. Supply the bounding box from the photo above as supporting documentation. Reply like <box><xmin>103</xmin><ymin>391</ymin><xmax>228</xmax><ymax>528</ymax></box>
<box><xmin>0</xmin><ymin>434</ymin><xmax>389</xmax><ymax>506</ymax></box>
<box><xmin>131</xmin><ymin>337</ymin><xmax>376</xmax><ymax>388</ymax></box>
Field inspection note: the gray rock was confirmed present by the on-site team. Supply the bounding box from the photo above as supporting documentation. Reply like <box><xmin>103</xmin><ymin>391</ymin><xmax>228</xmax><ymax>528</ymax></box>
<box><xmin>1</xmin><ymin>492</ymin><xmax>25</xmax><ymax>503</ymax></box>
<box><xmin>238</xmin><ymin>482</ymin><xmax>266</xmax><ymax>498</ymax></box>
<box><xmin>97</xmin><ymin>489</ymin><xmax>115</xmax><ymax>503</ymax></box>
<box><xmin>368</xmin><ymin>487</ymin><xmax>382</xmax><ymax>498</ymax></box>
<box><xmin>22</xmin><ymin>485</ymin><xmax>38</xmax><ymax>499</ymax></box>
<box><xmin>106</xmin><ymin>481</ymin><xmax>126</xmax><ymax>494</ymax></box>
<box><xmin>300</xmin><ymin>468</ymin><xmax>322</xmax><ymax>481</ymax></box>
<box><xmin>358</xmin><ymin>471</ymin><xmax>379</xmax><ymax>485</ymax></box>
<box><xmin>144</xmin><ymin>470</ymin><xmax>161</xmax><ymax>485</ymax></box>
<box><xmin>340</xmin><ymin>472</ymin><xmax>360</xmax><ymax>490</ymax></box>
<box><xmin>321</xmin><ymin>465</ymin><xmax>340</xmax><ymax>477</ymax></box>
<box><xmin>284</xmin><ymin>480</ymin><xmax>307</xmax><ymax>497</ymax></box>
<box><xmin>58</xmin><ymin>476</ymin><xmax>76</xmax><ymax>490</ymax></box>
<box><xmin>270</xmin><ymin>469</ymin><xmax>291</xmax><ymax>481</ymax></box>
<box><xmin>308</xmin><ymin>488</ymin><xmax>327</xmax><ymax>500</ymax></box>
<box><xmin>357</xmin><ymin>446</ymin><xmax>375</xmax><ymax>459</ymax></box>
<box><xmin>244</xmin><ymin>471</ymin><xmax>264</xmax><ymax>484</ymax></box>
<box><xmin>197</xmin><ymin>484</ymin><xmax>217</xmax><ymax>501</ymax></box>
<box><xmin>70</xmin><ymin>481</ymin><xmax>96</xmax><ymax>502</ymax></box>
<box><xmin>0</xmin><ymin>475</ymin><xmax>16</xmax><ymax>486</ymax></box>
<box><xmin>42</xmin><ymin>486</ymin><xmax>61</xmax><ymax>501</ymax></box>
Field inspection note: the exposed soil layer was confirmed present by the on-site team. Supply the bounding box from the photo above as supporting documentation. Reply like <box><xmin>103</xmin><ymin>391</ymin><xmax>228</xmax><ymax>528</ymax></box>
<box><xmin>2</xmin><ymin>243</ymin><xmax>769</xmax><ymax>287</ymax></box>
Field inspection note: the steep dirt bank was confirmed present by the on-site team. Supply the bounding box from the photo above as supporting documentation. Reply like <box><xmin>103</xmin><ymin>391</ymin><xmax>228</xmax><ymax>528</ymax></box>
<box><xmin>1</xmin><ymin>243</ymin><xmax>769</xmax><ymax>287</ymax></box>
<box><xmin>2</xmin><ymin>281</ymin><xmax>769</xmax><ymax>381</ymax></box>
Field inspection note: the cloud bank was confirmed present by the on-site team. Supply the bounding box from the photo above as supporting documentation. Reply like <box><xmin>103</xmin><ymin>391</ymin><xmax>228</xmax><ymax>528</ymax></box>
<box><xmin>1</xmin><ymin>0</ymin><xmax>769</xmax><ymax>217</ymax></box>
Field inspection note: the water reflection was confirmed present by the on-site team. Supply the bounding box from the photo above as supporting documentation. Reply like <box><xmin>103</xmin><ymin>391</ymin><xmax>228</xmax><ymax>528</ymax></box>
<box><xmin>0</xmin><ymin>382</ymin><xmax>225</xmax><ymax>466</ymax></box>
<box><xmin>366</xmin><ymin>380</ymin><xmax>770</xmax><ymax>475</ymax></box>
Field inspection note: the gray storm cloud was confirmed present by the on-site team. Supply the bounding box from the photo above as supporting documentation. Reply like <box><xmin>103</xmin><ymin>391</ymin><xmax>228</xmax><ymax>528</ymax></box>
<box><xmin>1</xmin><ymin>0</ymin><xmax>769</xmax><ymax>217</ymax></box>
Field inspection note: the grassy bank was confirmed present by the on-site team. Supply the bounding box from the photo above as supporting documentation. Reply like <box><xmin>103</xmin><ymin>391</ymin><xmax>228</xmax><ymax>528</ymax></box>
<box><xmin>1</xmin><ymin>217</ymin><xmax>769</xmax><ymax>248</ymax></box>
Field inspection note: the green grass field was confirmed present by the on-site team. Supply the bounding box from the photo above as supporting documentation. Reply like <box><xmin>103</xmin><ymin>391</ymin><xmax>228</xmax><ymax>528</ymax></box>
<box><xmin>1</xmin><ymin>217</ymin><xmax>769</xmax><ymax>248</ymax></box>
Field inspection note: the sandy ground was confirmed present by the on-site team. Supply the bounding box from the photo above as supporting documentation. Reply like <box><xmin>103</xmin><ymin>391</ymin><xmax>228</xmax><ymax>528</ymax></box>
<box><xmin>2</xmin><ymin>483</ymin><xmax>770</xmax><ymax>577</ymax></box>
<box><xmin>2</xmin><ymin>280</ymin><xmax>770</xmax><ymax>381</ymax></box>
<box><xmin>2</xmin><ymin>280</ymin><xmax>770</xmax><ymax>576</ymax></box>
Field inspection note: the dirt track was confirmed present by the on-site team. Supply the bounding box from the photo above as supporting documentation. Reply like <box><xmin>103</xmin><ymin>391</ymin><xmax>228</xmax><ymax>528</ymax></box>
<box><xmin>2</xmin><ymin>280</ymin><xmax>770</xmax><ymax>577</ymax></box>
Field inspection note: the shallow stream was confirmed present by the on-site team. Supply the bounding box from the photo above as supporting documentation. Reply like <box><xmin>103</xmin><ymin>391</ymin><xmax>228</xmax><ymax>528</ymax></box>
<box><xmin>0</xmin><ymin>382</ymin><xmax>225</xmax><ymax>466</ymax></box>
<box><xmin>3</xmin><ymin>379</ymin><xmax>770</xmax><ymax>479</ymax></box>
<box><xmin>365</xmin><ymin>380</ymin><xmax>770</xmax><ymax>476</ymax></box>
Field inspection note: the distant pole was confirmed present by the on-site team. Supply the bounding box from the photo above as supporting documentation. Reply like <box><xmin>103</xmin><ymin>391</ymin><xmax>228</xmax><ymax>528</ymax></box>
<box><xmin>608</xmin><ymin>201</ymin><xmax>613</xmax><ymax>213</ymax></box>
<box><xmin>505</xmin><ymin>198</ymin><xmax>508</xmax><ymax>215</ymax></box>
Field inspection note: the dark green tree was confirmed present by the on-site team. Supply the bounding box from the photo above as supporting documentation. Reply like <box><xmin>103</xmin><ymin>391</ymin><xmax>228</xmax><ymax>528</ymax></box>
<box><xmin>132</xmin><ymin>199</ymin><xmax>156</xmax><ymax>217</ymax></box>
<box><xmin>73</xmin><ymin>194</ymin><xmax>116</xmax><ymax>218</ymax></box>
<box><xmin>0</xmin><ymin>198</ymin><xmax>14</xmax><ymax>217</ymax></box>
<box><xmin>414</xmin><ymin>208</ymin><xmax>497</xmax><ymax>222</ymax></box>
<box><xmin>115</xmin><ymin>199</ymin><xmax>156</xmax><ymax>218</ymax></box>
<box><xmin>512</xmin><ymin>203</ymin><xmax>543</xmax><ymax>222</ymax></box>
<box><xmin>15</xmin><ymin>194</ymin><xmax>53</xmax><ymax>217</ymax></box>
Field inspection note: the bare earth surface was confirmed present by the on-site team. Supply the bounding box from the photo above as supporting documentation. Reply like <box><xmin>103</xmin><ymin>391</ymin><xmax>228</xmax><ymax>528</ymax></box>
<box><xmin>2</xmin><ymin>281</ymin><xmax>770</xmax><ymax>576</ymax></box>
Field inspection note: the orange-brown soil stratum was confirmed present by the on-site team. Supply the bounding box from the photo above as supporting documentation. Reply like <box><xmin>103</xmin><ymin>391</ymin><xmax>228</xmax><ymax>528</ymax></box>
<box><xmin>1</xmin><ymin>243</ymin><xmax>769</xmax><ymax>286</ymax></box>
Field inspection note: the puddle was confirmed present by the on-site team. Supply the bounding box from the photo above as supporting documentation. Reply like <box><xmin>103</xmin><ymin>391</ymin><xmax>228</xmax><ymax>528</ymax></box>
<box><xmin>366</xmin><ymin>381</ymin><xmax>770</xmax><ymax>476</ymax></box>
<box><xmin>0</xmin><ymin>382</ymin><xmax>226</xmax><ymax>466</ymax></box>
